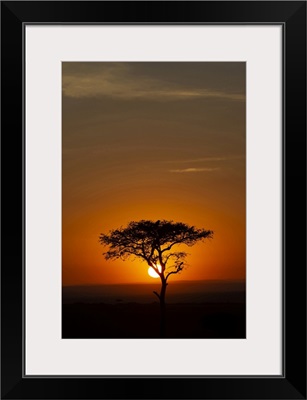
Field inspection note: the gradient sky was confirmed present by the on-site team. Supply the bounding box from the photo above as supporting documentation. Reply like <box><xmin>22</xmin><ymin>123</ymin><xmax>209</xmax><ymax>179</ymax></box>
<box><xmin>62</xmin><ymin>62</ymin><xmax>246</xmax><ymax>285</ymax></box>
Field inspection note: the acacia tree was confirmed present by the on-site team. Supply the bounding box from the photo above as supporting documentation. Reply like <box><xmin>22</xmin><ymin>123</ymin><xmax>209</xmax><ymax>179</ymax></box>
<box><xmin>99</xmin><ymin>219</ymin><xmax>213</xmax><ymax>337</ymax></box>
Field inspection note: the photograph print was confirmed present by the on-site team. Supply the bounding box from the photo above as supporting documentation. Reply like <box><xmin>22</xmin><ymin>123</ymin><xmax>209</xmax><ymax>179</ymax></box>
<box><xmin>62</xmin><ymin>62</ymin><xmax>246</xmax><ymax>339</ymax></box>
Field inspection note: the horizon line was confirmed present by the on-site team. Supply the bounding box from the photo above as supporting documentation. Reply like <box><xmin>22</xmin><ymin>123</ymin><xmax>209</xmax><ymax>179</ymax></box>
<box><xmin>62</xmin><ymin>278</ymin><xmax>246</xmax><ymax>288</ymax></box>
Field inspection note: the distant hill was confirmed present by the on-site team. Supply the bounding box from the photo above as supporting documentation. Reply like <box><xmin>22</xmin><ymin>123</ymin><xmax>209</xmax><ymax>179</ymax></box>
<box><xmin>62</xmin><ymin>280</ymin><xmax>245</xmax><ymax>304</ymax></box>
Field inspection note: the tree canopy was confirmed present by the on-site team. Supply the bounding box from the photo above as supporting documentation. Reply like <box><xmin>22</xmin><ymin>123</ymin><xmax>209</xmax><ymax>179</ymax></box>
<box><xmin>99</xmin><ymin>220</ymin><xmax>213</xmax><ymax>281</ymax></box>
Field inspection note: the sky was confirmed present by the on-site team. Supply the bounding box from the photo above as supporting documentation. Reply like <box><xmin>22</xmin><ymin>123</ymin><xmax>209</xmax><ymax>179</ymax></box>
<box><xmin>62</xmin><ymin>62</ymin><xmax>246</xmax><ymax>286</ymax></box>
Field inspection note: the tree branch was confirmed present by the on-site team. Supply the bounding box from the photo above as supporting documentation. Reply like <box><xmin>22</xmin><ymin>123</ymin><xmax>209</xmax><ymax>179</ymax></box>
<box><xmin>165</xmin><ymin>262</ymin><xmax>184</xmax><ymax>281</ymax></box>
<box><xmin>153</xmin><ymin>291</ymin><xmax>160</xmax><ymax>300</ymax></box>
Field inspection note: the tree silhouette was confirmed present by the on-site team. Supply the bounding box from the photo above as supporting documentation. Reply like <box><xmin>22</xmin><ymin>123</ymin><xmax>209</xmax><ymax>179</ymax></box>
<box><xmin>99</xmin><ymin>219</ymin><xmax>213</xmax><ymax>337</ymax></box>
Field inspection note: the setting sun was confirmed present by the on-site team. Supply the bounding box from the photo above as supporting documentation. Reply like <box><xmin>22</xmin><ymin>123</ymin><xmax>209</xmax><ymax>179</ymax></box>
<box><xmin>148</xmin><ymin>264</ymin><xmax>162</xmax><ymax>278</ymax></box>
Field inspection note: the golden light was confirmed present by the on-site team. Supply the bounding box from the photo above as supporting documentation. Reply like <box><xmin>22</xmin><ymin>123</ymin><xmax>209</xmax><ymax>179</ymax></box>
<box><xmin>148</xmin><ymin>264</ymin><xmax>162</xmax><ymax>279</ymax></box>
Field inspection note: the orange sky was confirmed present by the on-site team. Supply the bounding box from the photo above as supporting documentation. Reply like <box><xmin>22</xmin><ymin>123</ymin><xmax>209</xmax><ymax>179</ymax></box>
<box><xmin>62</xmin><ymin>62</ymin><xmax>246</xmax><ymax>285</ymax></box>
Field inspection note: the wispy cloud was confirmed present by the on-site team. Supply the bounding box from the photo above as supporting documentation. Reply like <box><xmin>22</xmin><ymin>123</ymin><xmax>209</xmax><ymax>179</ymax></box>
<box><xmin>164</xmin><ymin>155</ymin><xmax>245</xmax><ymax>164</ymax></box>
<box><xmin>63</xmin><ymin>65</ymin><xmax>245</xmax><ymax>102</ymax></box>
<box><xmin>169</xmin><ymin>167</ymin><xmax>219</xmax><ymax>173</ymax></box>
<box><xmin>164</xmin><ymin>156</ymin><xmax>227</xmax><ymax>164</ymax></box>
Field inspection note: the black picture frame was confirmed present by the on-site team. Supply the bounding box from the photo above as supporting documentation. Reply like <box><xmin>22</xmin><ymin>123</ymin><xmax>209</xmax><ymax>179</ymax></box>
<box><xmin>1</xmin><ymin>1</ymin><xmax>306</xmax><ymax>399</ymax></box>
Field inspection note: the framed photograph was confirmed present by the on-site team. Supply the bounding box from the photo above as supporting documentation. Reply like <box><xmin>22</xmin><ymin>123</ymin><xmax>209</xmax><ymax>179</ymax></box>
<box><xmin>61</xmin><ymin>60</ymin><xmax>246</xmax><ymax>341</ymax></box>
<box><xmin>1</xmin><ymin>1</ymin><xmax>306</xmax><ymax>399</ymax></box>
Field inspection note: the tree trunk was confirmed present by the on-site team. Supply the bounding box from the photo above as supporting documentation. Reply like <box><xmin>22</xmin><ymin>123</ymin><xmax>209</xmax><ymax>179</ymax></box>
<box><xmin>159</xmin><ymin>280</ymin><xmax>167</xmax><ymax>337</ymax></box>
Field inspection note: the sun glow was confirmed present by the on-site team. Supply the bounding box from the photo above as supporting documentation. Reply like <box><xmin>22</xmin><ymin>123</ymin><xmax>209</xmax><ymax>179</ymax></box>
<box><xmin>148</xmin><ymin>264</ymin><xmax>162</xmax><ymax>279</ymax></box>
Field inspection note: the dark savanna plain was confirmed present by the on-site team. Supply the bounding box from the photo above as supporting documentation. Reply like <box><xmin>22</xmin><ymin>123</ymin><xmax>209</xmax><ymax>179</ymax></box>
<box><xmin>62</xmin><ymin>62</ymin><xmax>246</xmax><ymax>339</ymax></box>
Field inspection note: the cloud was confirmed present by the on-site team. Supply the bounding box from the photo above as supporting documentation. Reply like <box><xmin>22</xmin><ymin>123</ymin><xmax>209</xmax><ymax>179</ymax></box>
<box><xmin>62</xmin><ymin>65</ymin><xmax>245</xmax><ymax>102</ymax></box>
<box><xmin>164</xmin><ymin>156</ymin><xmax>227</xmax><ymax>164</ymax></box>
<box><xmin>164</xmin><ymin>155</ymin><xmax>245</xmax><ymax>164</ymax></box>
<box><xmin>169</xmin><ymin>167</ymin><xmax>219</xmax><ymax>173</ymax></box>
